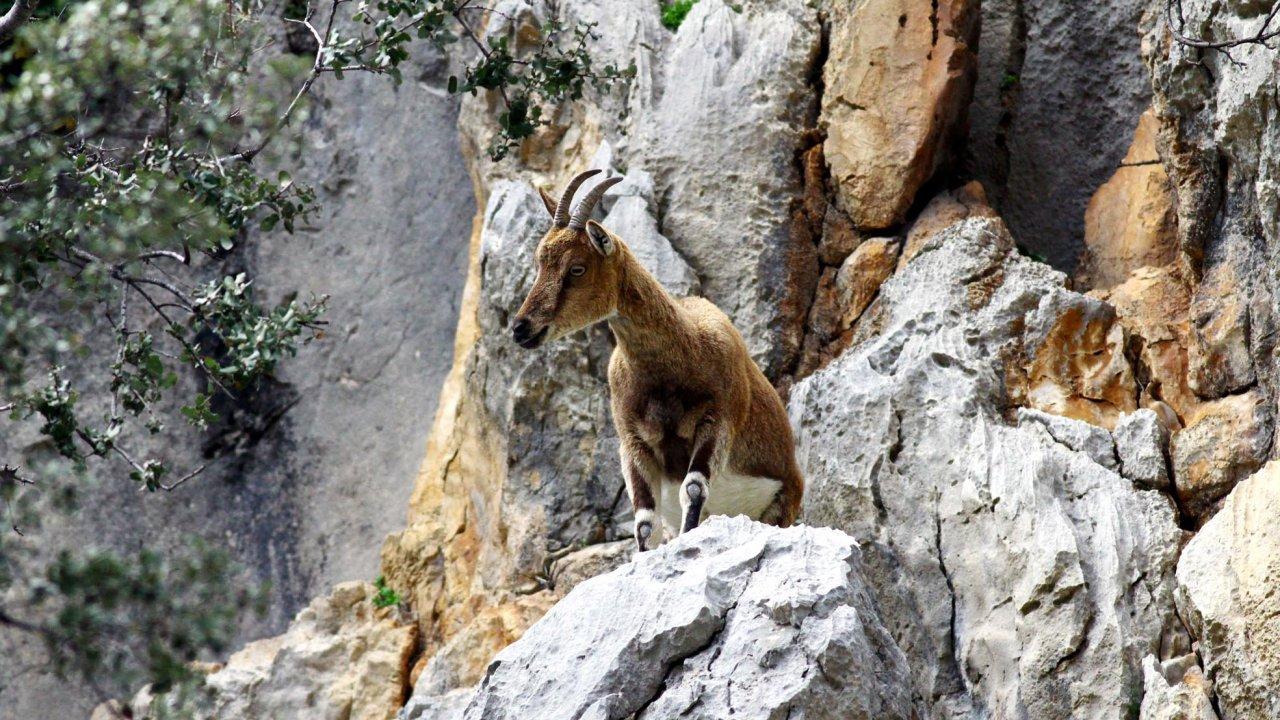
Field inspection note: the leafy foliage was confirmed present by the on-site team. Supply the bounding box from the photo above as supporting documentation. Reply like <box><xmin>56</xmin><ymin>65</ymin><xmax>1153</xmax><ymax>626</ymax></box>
<box><xmin>660</xmin><ymin>0</ymin><xmax>698</xmax><ymax>31</ymax></box>
<box><xmin>372</xmin><ymin>574</ymin><xmax>401</xmax><ymax>609</ymax></box>
<box><xmin>29</xmin><ymin>544</ymin><xmax>265</xmax><ymax>697</ymax></box>
<box><xmin>0</xmin><ymin>0</ymin><xmax>631</xmax><ymax>706</ymax></box>
<box><xmin>324</xmin><ymin>0</ymin><xmax>635</xmax><ymax>159</ymax></box>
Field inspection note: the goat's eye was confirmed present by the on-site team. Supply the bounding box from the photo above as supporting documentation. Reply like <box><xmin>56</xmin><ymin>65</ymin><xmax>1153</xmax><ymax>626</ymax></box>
<box><xmin>570</xmin><ymin>265</ymin><xmax>586</xmax><ymax>277</ymax></box>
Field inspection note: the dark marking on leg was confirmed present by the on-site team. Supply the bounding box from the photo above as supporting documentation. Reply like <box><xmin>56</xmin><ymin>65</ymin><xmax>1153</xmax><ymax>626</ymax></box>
<box><xmin>681</xmin><ymin>421</ymin><xmax>717</xmax><ymax>534</ymax></box>
<box><xmin>681</xmin><ymin>474</ymin><xmax>706</xmax><ymax>533</ymax></box>
<box><xmin>627</xmin><ymin>459</ymin><xmax>656</xmax><ymax>551</ymax></box>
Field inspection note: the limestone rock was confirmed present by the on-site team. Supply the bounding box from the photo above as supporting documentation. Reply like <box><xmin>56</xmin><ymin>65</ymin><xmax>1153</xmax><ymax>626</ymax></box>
<box><xmin>1138</xmin><ymin>655</ymin><xmax>1219</xmax><ymax>720</ymax></box>
<box><xmin>1097</xmin><ymin>265</ymin><xmax>1198</xmax><ymax>422</ymax></box>
<box><xmin>822</xmin><ymin>0</ymin><xmax>979</xmax><ymax>230</ymax></box>
<box><xmin>639</xmin><ymin>0</ymin><xmax>822</xmax><ymax>374</ymax></box>
<box><xmin>1017</xmin><ymin>407</ymin><xmax>1119</xmax><ymax>470</ymax></box>
<box><xmin>1176</xmin><ymin>461</ymin><xmax>1280</xmax><ymax>720</ymax></box>
<box><xmin>799</xmin><ymin>236</ymin><xmax>902</xmax><ymax>376</ymax></box>
<box><xmin>400</xmin><ymin>688</ymin><xmax>473</xmax><ymax>720</ymax></box>
<box><xmin>1016</xmin><ymin>283</ymin><xmax>1139</xmax><ymax>430</ymax></box>
<box><xmin>456</xmin><ymin>0</ymin><xmax>666</xmax><ymax>196</ymax></box>
<box><xmin>1077</xmin><ymin>108</ymin><xmax>1179</xmax><ymax>290</ymax></box>
<box><xmin>1170</xmin><ymin>390</ymin><xmax>1272</xmax><ymax>524</ymax></box>
<box><xmin>1113</xmin><ymin>409</ymin><xmax>1172</xmax><ymax>490</ymax></box>
<box><xmin>789</xmin><ymin>215</ymin><xmax>1184</xmax><ymax>717</ymax></box>
<box><xmin>899</xmin><ymin>181</ymin><xmax>998</xmax><ymax>269</ymax></box>
<box><xmin>1144</xmin><ymin>0</ymin><xmax>1280</xmax><ymax>399</ymax></box>
<box><xmin>410</xmin><ymin>596</ymin><xmax>556</xmax><ymax>698</ymax></box>
<box><xmin>546</xmin><ymin>539</ymin><xmax>633</xmax><ymax>596</ymax></box>
<box><xmin>407</xmin><ymin>543</ymin><xmax>631</xmax><ymax>696</ymax></box>
<box><xmin>1187</xmin><ymin>265</ymin><xmax>1257</xmax><ymax>399</ymax></box>
<box><xmin>131</xmin><ymin>582</ymin><xmax>417</xmax><ymax>720</ymax></box>
<box><xmin>447</xmin><ymin>516</ymin><xmax>918</xmax><ymax>720</ymax></box>
<box><xmin>970</xmin><ymin>0</ymin><xmax>1154</xmax><ymax>268</ymax></box>
<box><xmin>600</xmin><ymin>194</ymin><xmax>699</xmax><ymax>298</ymax></box>
<box><xmin>819</xmin><ymin>205</ymin><xmax>865</xmax><ymax>267</ymax></box>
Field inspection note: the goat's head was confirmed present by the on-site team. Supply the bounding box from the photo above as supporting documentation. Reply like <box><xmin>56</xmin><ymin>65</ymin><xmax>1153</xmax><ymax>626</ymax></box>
<box><xmin>512</xmin><ymin>169</ymin><xmax>624</xmax><ymax>349</ymax></box>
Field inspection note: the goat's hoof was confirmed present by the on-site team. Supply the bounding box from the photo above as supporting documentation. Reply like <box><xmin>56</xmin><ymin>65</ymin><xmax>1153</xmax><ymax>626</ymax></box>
<box><xmin>682</xmin><ymin>472</ymin><xmax>706</xmax><ymax>501</ymax></box>
<box><xmin>635</xmin><ymin>519</ymin><xmax>653</xmax><ymax>552</ymax></box>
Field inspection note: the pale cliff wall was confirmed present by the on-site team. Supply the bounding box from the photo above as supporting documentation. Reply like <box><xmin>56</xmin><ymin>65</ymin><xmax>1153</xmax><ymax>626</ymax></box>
<box><xmin>107</xmin><ymin>0</ymin><xmax>1280</xmax><ymax>718</ymax></box>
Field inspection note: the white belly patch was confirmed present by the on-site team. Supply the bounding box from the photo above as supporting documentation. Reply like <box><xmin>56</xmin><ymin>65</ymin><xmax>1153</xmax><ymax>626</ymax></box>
<box><xmin>654</xmin><ymin>471</ymin><xmax>782</xmax><ymax>540</ymax></box>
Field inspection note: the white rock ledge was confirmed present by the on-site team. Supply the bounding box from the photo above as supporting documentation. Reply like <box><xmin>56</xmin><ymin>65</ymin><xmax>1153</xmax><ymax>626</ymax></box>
<box><xmin>402</xmin><ymin>515</ymin><xmax>917</xmax><ymax>720</ymax></box>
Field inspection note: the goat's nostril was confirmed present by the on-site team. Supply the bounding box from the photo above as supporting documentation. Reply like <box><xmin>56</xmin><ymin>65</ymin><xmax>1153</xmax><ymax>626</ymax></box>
<box><xmin>512</xmin><ymin>318</ymin><xmax>531</xmax><ymax>340</ymax></box>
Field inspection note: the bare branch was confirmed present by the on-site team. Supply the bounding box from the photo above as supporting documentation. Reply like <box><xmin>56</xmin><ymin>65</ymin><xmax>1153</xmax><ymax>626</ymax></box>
<box><xmin>223</xmin><ymin>0</ymin><xmax>340</xmax><ymax>163</ymax></box>
<box><xmin>1166</xmin><ymin>0</ymin><xmax>1280</xmax><ymax>57</ymax></box>
<box><xmin>132</xmin><ymin>250</ymin><xmax>189</xmax><ymax>264</ymax></box>
<box><xmin>0</xmin><ymin>0</ymin><xmax>37</xmax><ymax>43</ymax></box>
<box><xmin>160</xmin><ymin>463</ymin><xmax>207</xmax><ymax>491</ymax></box>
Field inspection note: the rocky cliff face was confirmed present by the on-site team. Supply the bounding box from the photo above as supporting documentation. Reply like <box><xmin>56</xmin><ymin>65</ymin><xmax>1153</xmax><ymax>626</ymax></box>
<box><xmin>111</xmin><ymin>0</ymin><xmax>1280</xmax><ymax>718</ymax></box>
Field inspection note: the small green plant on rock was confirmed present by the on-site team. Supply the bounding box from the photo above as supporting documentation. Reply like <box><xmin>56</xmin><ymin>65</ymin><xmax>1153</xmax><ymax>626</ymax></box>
<box><xmin>372</xmin><ymin>575</ymin><xmax>402</xmax><ymax>609</ymax></box>
<box><xmin>661</xmin><ymin>0</ymin><xmax>698</xmax><ymax>31</ymax></box>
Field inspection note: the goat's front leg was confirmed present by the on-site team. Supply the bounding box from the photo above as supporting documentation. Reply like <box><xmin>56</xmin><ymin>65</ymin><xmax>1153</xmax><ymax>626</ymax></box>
<box><xmin>681</xmin><ymin>417</ymin><xmax>720</xmax><ymax>534</ymax></box>
<box><xmin>623</xmin><ymin>457</ymin><xmax>658</xmax><ymax>551</ymax></box>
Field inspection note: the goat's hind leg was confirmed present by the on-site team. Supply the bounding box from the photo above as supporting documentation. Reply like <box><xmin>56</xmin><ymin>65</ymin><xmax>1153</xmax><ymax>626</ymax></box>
<box><xmin>624</xmin><ymin>458</ymin><xmax>658</xmax><ymax>551</ymax></box>
<box><xmin>680</xmin><ymin>418</ymin><xmax>719</xmax><ymax>534</ymax></box>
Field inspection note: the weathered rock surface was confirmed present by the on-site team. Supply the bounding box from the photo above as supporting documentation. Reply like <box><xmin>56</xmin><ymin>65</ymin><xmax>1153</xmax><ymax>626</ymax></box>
<box><xmin>789</xmin><ymin>215</ymin><xmax>1185</xmax><ymax>717</ymax></box>
<box><xmin>821</xmin><ymin>0</ymin><xmax>978</xmax><ymax>231</ymax></box>
<box><xmin>1138</xmin><ymin>655</ymin><xmax>1219</xmax><ymax>720</ymax></box>
<box><xmin>1094</xmin><ymin>265</ymin><xmax>1198</xmax><ymax>423</ymax></box>
<box><xmin>799</xmin><ymin>236</ymin><xmax>902</xmax><ymax>377</ymax></box>
<box><xmin>1114</xmin><ymin>409</ymin><xmax>1172</xmax><ymax>490</ymax></box>
<box><xmin>130</xmin><ymin>582</ymin><xmax>418</xmax><ymax>720</ymax></box>
<box><xmin>639</xmin><ymin>0</ymin><xmax>821</xmax><ymax>374</ymax></box>
<box><xmin>899</xmin><ymin>181</ymin><xmax>998</xmax><ymax>269</ymax></box>
<box><xmin>1077</xmin><ymin>108</ymin><xmax>1180</xmax><ymax>289</ymax></box>
<box><xmin>404</xmin><ymin>516</ymin><xmax>917</xmax><ymax>720</ymax></box>
<box><xmin>1144</xmin><ymin>0</ymin><xmax>1280</xmax><ymax>405</ymax></box>
<box><xmin>1170</xmin><ymin>390</ymin><xmax>1272</xmax><ymax>524</ymax></box>
<box><xmin>969</xmin><ymin>0</ymin><xmax>1153</xmax><ymax>268</ymax></box>
<box><xmin>1176</xmin><ymin>461</ymin><xmax>1280</xmax><ymax>719</ymax></box>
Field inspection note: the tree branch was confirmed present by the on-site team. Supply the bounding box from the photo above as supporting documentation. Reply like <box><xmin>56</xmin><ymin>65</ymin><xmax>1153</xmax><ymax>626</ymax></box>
<box><xmin>1167</xmin><ymin>0</ymin><xmax>1280</xmax><ymax>62</ymax></box>
<box><xmin>224</xmin><ymin>0</ymin><xmax>339</xmax><ymax>163</ymax></box>
<box><xmin>0</xmin><ymin>0</ymin><xmax>36</xmax><ymax>43</ymax></box>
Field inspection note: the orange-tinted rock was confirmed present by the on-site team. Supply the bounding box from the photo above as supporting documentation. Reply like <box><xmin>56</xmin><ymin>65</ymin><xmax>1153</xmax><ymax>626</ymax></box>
<box><xmin>1076</xmin><ymin>109</ymin><xmax>1179</xmax><ymax>291</ymax></box>
<box><xmin>797</xmin><ymin>237</ymin><xmax>901</xmax><ymax>377</ymax></box>
<box><xmin>1171</xmin><ymin>389</ymin><xmax>1273</xmax><ymax>525</ymax></box>
<box><xmin>410</xmin><ymin>594</ymin><xmax>557</xmax><ymax>694</ymax></box>
<box><xmin>819</xmin><ymin>206</ymin><xmax>864</xmax><ymax>266</ymax></box>
<box><xmin>821</xmin><ymin>0</ymin><xmax>979</xmax><ymax>230</ymax></box>
<box><xmin>899</xmin><ymin>181</ymin><xmax>997</xmax><ymax>269</ymax></box>
<box><xmin>1096</xmin><ymin>265</ymin><xmax>1198</xmax><ymax>424</ymax></box>
<box><xmin>1022</xmin><ymin>304</ymin><xmax>1138</xmax><ymax>430</ymax></box>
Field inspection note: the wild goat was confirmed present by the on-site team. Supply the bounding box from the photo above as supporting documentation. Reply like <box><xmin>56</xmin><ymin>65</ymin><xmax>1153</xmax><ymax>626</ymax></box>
<box><xmin>511</xmin><ymin>169</ymin><xmax>804</xmax><ymax>550</ymax></box>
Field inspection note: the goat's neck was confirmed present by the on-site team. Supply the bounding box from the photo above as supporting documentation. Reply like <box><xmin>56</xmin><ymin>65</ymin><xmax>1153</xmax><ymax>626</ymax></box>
<box><xmin>607</xmin><ymin>251</ymin><xmax>690</xmax><ymax>366</ymax></box>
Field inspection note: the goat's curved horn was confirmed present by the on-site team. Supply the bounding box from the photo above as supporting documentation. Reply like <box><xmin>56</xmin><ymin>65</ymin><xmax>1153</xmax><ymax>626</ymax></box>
<box><xmin>553</xmin><ymin>169</ymin><xmax>601</xmax><ymax>227</ymax></box>
<box><xmin>569</xmin><ymin>176</ymin><xmax>623</xmax><ymax>229</ymax></box>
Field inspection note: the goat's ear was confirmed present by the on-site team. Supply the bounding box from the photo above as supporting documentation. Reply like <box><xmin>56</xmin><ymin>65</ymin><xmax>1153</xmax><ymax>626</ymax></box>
<box><xmin>537</xmin><ymin>187</ymin><xmax>557</xmax><ymax>218</ymax></box>
<box><xmin>586</xmin><ymin>220</ymin><xmax>616</xmax><ymax>256</ymax></box>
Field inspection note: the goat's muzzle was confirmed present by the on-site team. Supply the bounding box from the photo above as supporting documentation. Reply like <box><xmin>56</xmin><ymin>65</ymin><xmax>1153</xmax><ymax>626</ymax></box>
<box><xmin>511</xmin><ymin>318</ymin><xmax>548</xmax><ymax>349</ymax></box>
